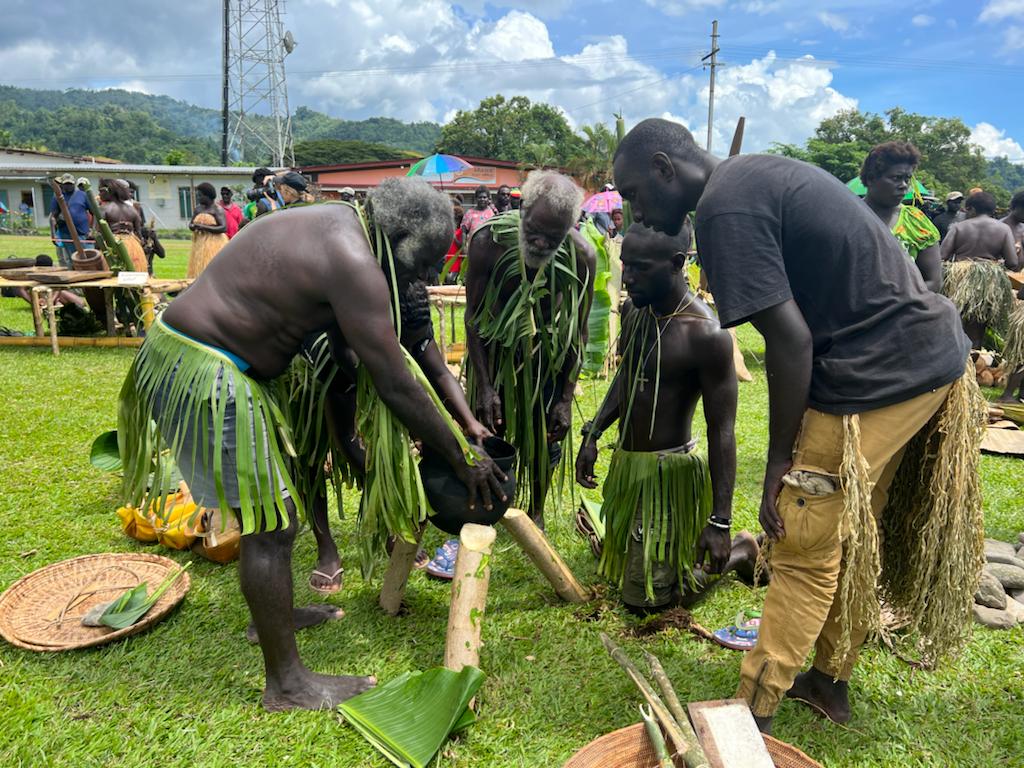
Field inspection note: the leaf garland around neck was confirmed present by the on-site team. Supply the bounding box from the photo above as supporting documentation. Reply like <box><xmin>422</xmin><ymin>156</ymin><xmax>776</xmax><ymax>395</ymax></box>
<box><xmin>616</xmin><ymin>293</ymin><xmax>695</xmax><ymax>444</ymax></box>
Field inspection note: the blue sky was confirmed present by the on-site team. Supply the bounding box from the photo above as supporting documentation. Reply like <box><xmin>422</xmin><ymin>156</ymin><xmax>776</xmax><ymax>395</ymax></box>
<box><xmin>1</xmin><ymin>0</ymin><xmax>1021</xmax><ymax>159</ymax></box>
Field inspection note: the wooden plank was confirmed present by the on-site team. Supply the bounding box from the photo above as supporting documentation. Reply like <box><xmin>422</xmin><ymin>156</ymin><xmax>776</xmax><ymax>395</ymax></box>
<box><xmin>687</xmin><ymin>699</ymin><xmax>774</xmax><ymax>768</ymax></box>
<box><xmin>30</xmin><ymin>270</ymin><xmax>113</xmax><ymax>284</ymax></box>
<box><xmin>0</xmin><ymin>266</ymin><xmax>63</xmax><ymax>281</ymax></box>
<box><xmin>0</xmin><ymin>258</ymin><xmax>38</xmax><ymax>270</ymax></box>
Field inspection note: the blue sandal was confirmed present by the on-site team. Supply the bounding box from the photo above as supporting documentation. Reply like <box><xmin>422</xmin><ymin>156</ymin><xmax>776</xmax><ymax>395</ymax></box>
<box><xmin>425</xmin><ymin>539</ymin><xmax>459</xmax><ymax>580</ymax></box>
<box><xmin>712</xmin><ymin>610</ymin><xmax>761</xmax><ymax>651</ymax></box>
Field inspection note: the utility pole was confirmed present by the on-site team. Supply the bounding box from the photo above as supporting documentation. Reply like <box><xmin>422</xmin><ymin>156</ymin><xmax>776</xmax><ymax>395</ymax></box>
<box><xmin>702</xmin><ymin>19</ymin><xmax>720</xmax><ymax>152</ymax></box>
<box><xmin>221</xmin><ymin>0</ymin><xmax>229</xmax><ymax>166</ymax></box>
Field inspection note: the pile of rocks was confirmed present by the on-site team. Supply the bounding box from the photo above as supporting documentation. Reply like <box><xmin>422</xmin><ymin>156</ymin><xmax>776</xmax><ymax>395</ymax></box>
<box><xmin>973</xmin><ymin>536</ymin><xmax>1024</xmax><ymax>629</ymax></box>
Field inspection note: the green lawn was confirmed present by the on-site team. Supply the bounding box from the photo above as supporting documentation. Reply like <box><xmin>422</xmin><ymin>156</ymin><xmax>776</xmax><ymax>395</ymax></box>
<box><xmin>1</xmin><ymin>233</ymin><xmax>1022</xmax><ymax>767</ymax></box>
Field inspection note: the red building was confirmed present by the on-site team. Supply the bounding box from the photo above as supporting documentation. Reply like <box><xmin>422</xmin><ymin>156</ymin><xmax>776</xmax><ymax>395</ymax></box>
<box><xmin>300</xmin><ymin>156</ymin><xmax>526</xmax><ymax>201</ymax></box>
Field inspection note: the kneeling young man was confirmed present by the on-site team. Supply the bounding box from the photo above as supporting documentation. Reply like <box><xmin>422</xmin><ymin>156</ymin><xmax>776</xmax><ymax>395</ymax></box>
<box><xmin>575</xmin><ymin>223</ymin><xmax>739</xmax><ymax>612</ymax></box>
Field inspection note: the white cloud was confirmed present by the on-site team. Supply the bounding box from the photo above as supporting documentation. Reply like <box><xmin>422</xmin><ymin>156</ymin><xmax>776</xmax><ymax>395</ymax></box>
<box><xmin>743</xmin><ymin>0</ymin><xmax>781</xmax><ymax>12</ymax></box>
<box><xmin>105</xmin><ymin>80</ymin><xmax>153</xmax><ymax>95</ymax></box>
<box><xmin>979</xmin><ymin>0</ymin><xmax>1024</xmax><ymax>22</ymax></box>
<box><xmin>644</xmin><ymin>0</ymin><xmax>725</xmax><ymax>16</ymax></box>
<box><xmin>816</xmin><ymin>11</ymin><xmax>849</xmax><ymax>32</ymax></box>
<box><xmin>473</xmin><ymin>11</ymin><xmax>554</xmax><ymax>61</ymax></box>
<box><xmin>695</xmin><ymin>52</ymin><xmax>857</xmax><ymax>152</ymax></box>
<box><xmin>1005</xmin><ymin>25</ymin><xmax>1024</xmax><ymax>49</ymax></box>
<box><xmin>971</xmin><ymin>122</ymin><xmax>1024</xmax><ymax>163</ymax></box>
<box><xmin>911</xmin><ymin>14</ymin><xmax>935</xmax><ymax>27</ymax></box>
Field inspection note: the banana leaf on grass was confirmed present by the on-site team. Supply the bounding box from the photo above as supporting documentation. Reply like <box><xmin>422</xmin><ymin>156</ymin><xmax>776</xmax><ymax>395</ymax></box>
<box><xmin>340</xmin><ymin>666</ymin><xmax>485</xmax><ymax>768</ymax></box>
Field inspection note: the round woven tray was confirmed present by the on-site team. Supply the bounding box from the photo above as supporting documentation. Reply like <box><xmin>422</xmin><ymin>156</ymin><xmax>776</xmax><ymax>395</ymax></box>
<box><xmin>564</xmin><ymin>722</ymin><xmax>821</xmax><ymax>768</ymax></box>
<box><xmin>0</xmin><ymin>553</ymin><xmax>190</xmax><ymax>652</ymax></box>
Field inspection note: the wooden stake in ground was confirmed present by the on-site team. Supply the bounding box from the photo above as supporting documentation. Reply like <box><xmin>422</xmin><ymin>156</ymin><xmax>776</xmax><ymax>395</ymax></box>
<box><xmin>379</xmin><ymin>527</ymin><xmax>426</xmax><ymax>616</ymax></box>
<box><xmin>444</xmin><ymin>523</ymin><xmax>497</xmax><ymax>672</ymax></box>
<box><xmin>499</xmin><ymin>508</ymin><xmax>589</xmax><ymax>603</ymax></box>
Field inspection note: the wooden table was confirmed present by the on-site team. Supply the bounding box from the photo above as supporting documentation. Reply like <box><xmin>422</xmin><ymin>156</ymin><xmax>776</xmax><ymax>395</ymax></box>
<box><xmin>0</xmin><ymin>276</ymin><xmax>192</xmax><ymax>355</ymax></box>
<box><xmin>427</xmin><ymin>284</ymin><xmax>467</xmax><ymax>363</ymax></box>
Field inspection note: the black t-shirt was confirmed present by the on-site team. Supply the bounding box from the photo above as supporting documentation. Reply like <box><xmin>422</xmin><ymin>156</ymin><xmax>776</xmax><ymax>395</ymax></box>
<box><xmin>694</xmin><ymin>154</ymin><xmax>970</xmax><ymax>415</ymax></box>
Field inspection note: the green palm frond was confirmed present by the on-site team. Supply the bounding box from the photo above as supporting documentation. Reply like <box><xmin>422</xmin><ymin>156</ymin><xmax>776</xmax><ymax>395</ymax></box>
<box><xmin>464</xmin><ymin>210</ymin><xmax>591</xmax><ymax>513</ymax></box>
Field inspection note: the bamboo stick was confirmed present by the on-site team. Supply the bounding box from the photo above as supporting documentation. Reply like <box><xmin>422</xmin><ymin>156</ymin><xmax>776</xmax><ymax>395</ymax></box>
<box><xmin>499</xmin><ymin>507</ymin><xmax>590</xmax><ymax>603</ymax></box>
<box><xmin>444</xmin><ymin>523</ymin><xmax>497</xmax><ymax>673</ymax></box>
<box><xmin>0</xmin><ymin>336</ymin><xmax>144</xmax><ymax>348</ymax></box>
<box><xmin>640</xmin><ymin>704</ymin><xmax>674</xmax><ymax>768</ymax></box>
<box><xmin>378</xmin><ymin>527</ymin><xmax>425</xmax><ymax>616</ymax></box>
<box><xmin>599</xmin><ymin>632</ymin><xmax>701</xmax><ymax>767</ymax></box>
<box><xmin>645</xmin><ymin>651</ymin><xmax>710</xmax><ymax>768</ymax></box>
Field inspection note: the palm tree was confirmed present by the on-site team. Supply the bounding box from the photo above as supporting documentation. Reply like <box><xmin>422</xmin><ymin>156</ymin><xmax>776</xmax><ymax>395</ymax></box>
<box><xmin>518</xmin><ymin>141</ymin><xmax>560</xmax><ymax>172</ymax></box>
<box><xmin>568</xmin><ymin>123</ymin><xmax>616</xmax><ymax>191</ymax></box>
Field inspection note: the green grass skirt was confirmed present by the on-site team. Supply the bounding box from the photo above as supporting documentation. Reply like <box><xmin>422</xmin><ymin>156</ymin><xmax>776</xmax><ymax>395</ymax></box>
<box><xmin>599</xmin><ymin>448</ymin><xmax>711</xmax><ymax>603</ymax></box>
<box><xmin>1001</xmin><ymin>301</ymin><xmax>1024</xmax><ymax>371</ymax></box>
<box><xmin>118</xmin><ymin>318</ymin><xmax>306</xmax><ymax>534</ymax></box>
<box><xmin>942</xmin><ymin>260</ymin><xmax>1014</xmax><ymax>333</ymax></box>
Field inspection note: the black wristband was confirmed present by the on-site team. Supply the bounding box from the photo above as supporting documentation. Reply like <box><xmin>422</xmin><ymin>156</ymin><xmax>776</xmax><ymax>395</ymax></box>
<box><xmin>707</xmin><ymin>515</ymin><xmax>731</xmax><ymax>530</ymax></box>
<box><xmin>581</xmin><ymin>420</ymin><xmax>603</xmax><ymax>442</ymax></box>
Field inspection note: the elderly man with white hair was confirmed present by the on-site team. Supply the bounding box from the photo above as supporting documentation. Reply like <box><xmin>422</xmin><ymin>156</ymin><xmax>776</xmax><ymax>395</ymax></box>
<box><xmin>117</xmin><ymin>177</ymin><xmax>506</xmax><ymax>712</ymax></box>
<box><xmin>461</xmin><ymin>170</ymin><xmax>596</xmax><ymax>536</ymax></box>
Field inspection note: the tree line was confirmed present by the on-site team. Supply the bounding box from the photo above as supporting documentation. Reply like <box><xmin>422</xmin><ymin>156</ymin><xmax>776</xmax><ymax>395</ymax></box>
<box><xmin>0</xmin><ymin>84</ymin><xmax>1019</xmax><ymax>198</ymax></box>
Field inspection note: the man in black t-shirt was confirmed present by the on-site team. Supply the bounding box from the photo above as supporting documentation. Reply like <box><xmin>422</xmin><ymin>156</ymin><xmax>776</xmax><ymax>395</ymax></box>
<box><xmin>613</xmin><ymin>118</ymin><xmax>983</xmax><ymax>734</ymax></box>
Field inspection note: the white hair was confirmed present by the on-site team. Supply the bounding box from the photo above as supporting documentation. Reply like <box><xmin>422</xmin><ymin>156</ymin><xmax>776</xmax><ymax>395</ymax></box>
<box><xmin>520</xmin><ymin>170</ymin><xmax>584</xmax><ymax>227</ymax></box>
<box><xmin>367</xmin><ymin>177</ymin><xmax>454</xmax><ymax>268</ymax></box>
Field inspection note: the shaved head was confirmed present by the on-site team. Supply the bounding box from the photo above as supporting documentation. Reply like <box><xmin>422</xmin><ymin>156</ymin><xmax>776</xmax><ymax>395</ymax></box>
<box><xmin>613</xmin><ymin>118</ymin><xmax>715</xmax><ymax>236</ymax></box>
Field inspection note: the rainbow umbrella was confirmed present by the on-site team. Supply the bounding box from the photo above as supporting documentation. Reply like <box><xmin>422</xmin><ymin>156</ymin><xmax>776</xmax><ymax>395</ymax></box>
<box><xmin>582</xmin><ymin>190</ymin><xmax>623</xmax><ymax>214</ymax></box>
<box><xmin>407</xmin><ymin>154</ymin><xmax>472</xmax><ymax>178</ymax></box>
<box><xmin>846</xmin><ymin>176</ymin><xmax>929</xmax><ymax>201</ymax></box>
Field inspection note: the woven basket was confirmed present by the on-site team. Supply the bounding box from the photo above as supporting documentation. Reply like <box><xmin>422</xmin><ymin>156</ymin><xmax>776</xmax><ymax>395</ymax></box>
<box><xmin>564</xmin><ymin>723</ymin><xmax>821</xmax><ymax>768</ymax></box>
<box><xmin>0</xmin><ymin>553</ymin><xmax>190</xmax><ymax>652</ymax></box>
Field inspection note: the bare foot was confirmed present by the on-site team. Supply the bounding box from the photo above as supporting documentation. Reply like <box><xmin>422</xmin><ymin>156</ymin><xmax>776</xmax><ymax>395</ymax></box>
<box><xmin>262</xmin><ymin>670</ymin><xmax>376</xmax><ymax>712</ymax></box>
<box><xmin>753</xmin><ymin>714</ymin><xmax>773</xmax><ymax>734</ymax></box>
<box><xmin>785</xmin><ymin>667</ymin><xmax>851</xmax><ymax>724</ymax></box>
<box><xmin>247</xmin><ymin>604</ymin><xmax>344</xmax><ymax>644</ymax></box>
<box><xmin>728</xmin><ymin>530</ymin><xmax>760</xmax><ymax>586</ymax></box>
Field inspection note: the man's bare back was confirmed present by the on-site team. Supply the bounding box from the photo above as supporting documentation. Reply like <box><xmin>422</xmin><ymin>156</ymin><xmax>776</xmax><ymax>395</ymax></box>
<box><xmin>941</xmin><ymin>215</ymin><xmax>1018</xmax><ymax>267</ymax></box>
<box><xmin>164</xmin><ymin>204</ymin><xmax>381</xmax><ymax>378</ymax></box>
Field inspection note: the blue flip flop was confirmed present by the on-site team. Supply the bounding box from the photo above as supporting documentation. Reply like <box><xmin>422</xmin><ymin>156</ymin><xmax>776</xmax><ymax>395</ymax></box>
<box><xmin>712</xmin><ymin>610</ymin><xmax>761</xmax><ymax>651</ymax></box>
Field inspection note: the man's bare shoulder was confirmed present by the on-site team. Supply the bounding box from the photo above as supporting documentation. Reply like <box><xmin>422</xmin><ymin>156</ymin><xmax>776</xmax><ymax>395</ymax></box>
<box><xmin>681</xmin><ymin>299</ymin><xmax>732</xmax><ymax>356</ymax></box>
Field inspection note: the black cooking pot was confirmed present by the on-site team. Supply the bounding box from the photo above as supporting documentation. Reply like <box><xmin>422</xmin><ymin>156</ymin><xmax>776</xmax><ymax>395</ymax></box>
<box><xmin>421</xmin><ymin>436</ymin><xmax>517</xmax><ymax>535</ymax></box>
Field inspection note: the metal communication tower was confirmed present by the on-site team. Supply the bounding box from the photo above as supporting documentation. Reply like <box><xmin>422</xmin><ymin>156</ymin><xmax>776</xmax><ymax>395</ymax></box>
<box><xmin>222</xmin><ymin>0</ymin><xmax>296</xmax><ymax>167</ymax></box>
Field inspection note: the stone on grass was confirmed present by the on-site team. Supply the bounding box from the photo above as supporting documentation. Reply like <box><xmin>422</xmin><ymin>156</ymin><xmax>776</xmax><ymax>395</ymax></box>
<box><xmin>975</xmin><ymin>570</ymin><xmax>1007</xmax><ymax>610</ymax></box>
<box><xmin>1005</xmin><ymin>598</ymin><xmax>1024</xmax><ymax>625</ymax></box>
<box><xmin>1018</xmin><ymin>532</ymin><xmax>1024</xmax><ymax>546</ymax></box>
<box><xmin>973</xmin><ymin>604</ymin><xmax>1016</xmax><ymax>629</ymax></box>
<box><xmin>985</xmin><ymin>539</ymin><xmax>1018</xmax><ymax>562</ymax></box>
<box><xmin>984</xmin><ymin>563</ymin><xmax>1024</xmax><ymax>591</ymax></box>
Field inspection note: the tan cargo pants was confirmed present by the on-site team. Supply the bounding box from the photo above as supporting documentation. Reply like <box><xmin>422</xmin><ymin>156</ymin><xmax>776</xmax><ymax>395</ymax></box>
<box><xmin>737</xmin><ymin>384</ymin><xmax>952</xmax><ymax>717</ymax></box>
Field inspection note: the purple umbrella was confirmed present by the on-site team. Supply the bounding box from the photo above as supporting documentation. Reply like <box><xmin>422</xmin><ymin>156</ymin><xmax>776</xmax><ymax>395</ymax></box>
<box><xmin>582</xmin><ymin>190</ymin><xmax>622</xmax><ymax>214</ymax></box>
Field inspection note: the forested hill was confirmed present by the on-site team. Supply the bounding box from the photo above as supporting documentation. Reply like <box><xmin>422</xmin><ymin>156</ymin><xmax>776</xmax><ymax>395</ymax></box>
<box><xmin>0</xmin><ymin>85</ymin><xmax>441</xmax><ymax>164</ymax></box>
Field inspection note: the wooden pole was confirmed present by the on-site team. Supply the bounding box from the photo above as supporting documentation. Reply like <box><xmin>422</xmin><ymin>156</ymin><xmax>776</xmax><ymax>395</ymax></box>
<box><xmin>47</xmin><ymin>179</ymin><xmax>87</xmax><ymax>261</ymax></box>
<box><xmin>499</xmin><ymin>508</ymin><xmax>590</xmax><ymax>603</ymax></box>
<box><xmin>444</xmin><ymin>523</ymin><xmax>496</xmax><ymax>673</ymax></box>
<box><xmin>45</xmin><ymin>289</ymin><xmax>58</xmax><ymax>356</ymax></box>
<box><xmin>379</xmin><ymin>527</ymin><xmax>425</xmax><ymax>616</ymax></box>
<box><xmin>30</xmin><ymin>288</ymin><xmax>44</xmax><ymax>337</ymax></box>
